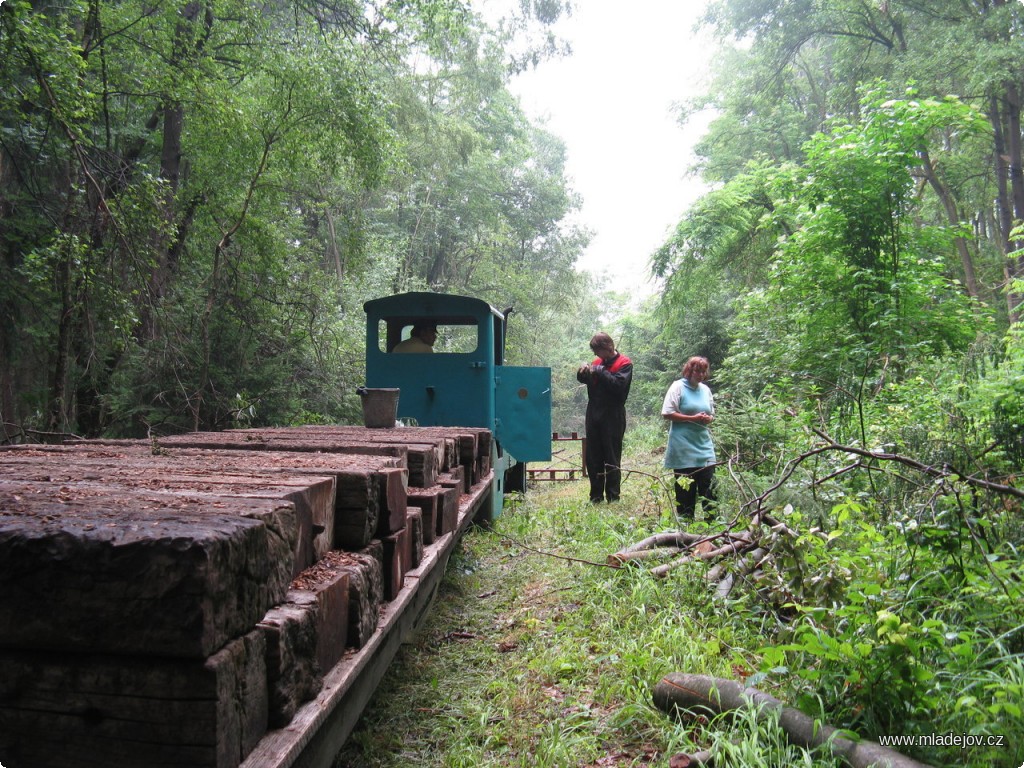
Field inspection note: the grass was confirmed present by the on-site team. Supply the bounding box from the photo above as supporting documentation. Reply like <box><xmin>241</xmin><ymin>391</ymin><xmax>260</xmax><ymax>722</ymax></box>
<box><xmin>331</xmin><ymin>446</ymin><xmax>842</xmax><ymax>768</ymax></box>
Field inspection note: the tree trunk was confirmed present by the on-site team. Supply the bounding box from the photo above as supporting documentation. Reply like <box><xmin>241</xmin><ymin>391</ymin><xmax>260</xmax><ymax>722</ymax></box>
<box><xmin>1004</xmin><ymin>82</ymin><xmax>1024</xmax><ymax>322</ymax></box>
<box><xmin>918</xmin><ymin>147</ymin><xmax>979</xmax><ymax>299</ymax></box>
<box><xmin>324</xmin><ymin>203</ymin><xmax>345</xmax><ymax>281</ymax></box>
<box><xmin>990</xmin><ymin>88</ymin><xmax>1024</xmax><ymax>324</ymax></box>
<box><xmin>653</xmin><ymin>673</ymin><xmax>934</xmax><ymax>768</ymax></box>
<box><xmin>141</xmin><ymin>1</ymin><xmax>209</xmax><ymax>340</ymax></box>
<box><xmin>47</xmin><ymin>135</ymin><xmax>84</xmax><ymax>435</ymax></box>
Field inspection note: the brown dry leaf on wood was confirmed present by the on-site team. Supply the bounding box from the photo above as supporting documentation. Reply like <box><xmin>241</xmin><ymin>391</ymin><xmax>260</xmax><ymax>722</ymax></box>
<box><xmin>290</xmin><ymin>549</ymin><xmax>361</xmax><ymax>590</ymax></box>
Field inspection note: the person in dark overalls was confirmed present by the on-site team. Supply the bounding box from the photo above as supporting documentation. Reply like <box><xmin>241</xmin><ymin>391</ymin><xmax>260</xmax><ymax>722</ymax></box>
<box><xmin>577</xmin><ymin>332</ymin><xmax>633</xmax><ymax>503</ymax></box>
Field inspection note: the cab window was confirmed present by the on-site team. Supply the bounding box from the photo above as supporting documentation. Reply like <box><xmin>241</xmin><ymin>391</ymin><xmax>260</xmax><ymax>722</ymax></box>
<box><xmin>377</xmin><ymin>319</ymin><xmax>479</xmax><ymax>354</ymax></box>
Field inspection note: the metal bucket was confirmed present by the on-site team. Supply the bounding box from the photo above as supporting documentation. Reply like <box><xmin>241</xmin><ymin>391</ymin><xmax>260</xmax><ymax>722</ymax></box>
<box><xmin>357</xmin><ymin>387</ymin><xmax>400</xmax><ymax>428</ymax></box>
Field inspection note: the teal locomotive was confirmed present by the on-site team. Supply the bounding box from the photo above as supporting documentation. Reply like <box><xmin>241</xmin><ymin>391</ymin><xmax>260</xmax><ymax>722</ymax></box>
<box><xmin>364</xmin><ymin>292</ymin><xmax>552</xmax><ymax>519</ymax></box>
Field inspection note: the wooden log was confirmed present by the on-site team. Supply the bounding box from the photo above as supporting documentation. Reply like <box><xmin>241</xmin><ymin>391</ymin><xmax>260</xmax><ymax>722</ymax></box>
<box><xmin>607</xmin><ymin>546</ymin><xmax>687</xmax><ymax>566</ymax></box>
<box><xmin>457</xmin><ymin>433</ymin><xmax>480</xmax><ymax>487</ymax></box>
<box><xmin>0</xmin><ymin>486</ymin><xmax>295</xmax><ymax>659</ymax></box>
<box><xmin>473</xmin><ymin>428</ymin><xmax>493</xmax><ymax>481</ymax></box>
<box><xmin>375</xmin><ymin>466</ymin><xmax>408</xmax><ymax>537</ymax></box>
<box><xmin>615</xmin><ymin>530</ymin><xmax>705</xmax><ymax>557</ymax></box>
<box><xmin>403</xmin><ymin>444</ymin><xmax>438</xmax><ymax>488</ymax></box>
<box><xmin>401</xmin><ymin>426</ymin><xmax>489</xmax><ymax>485</ymax></box>
<box><xmin>705</xmin><ymin>563</ymin><xmax>727</xmax><ymax>584</ymax></box>
<box><xmin>736</xmin><ymin>547</ymin><xmax>768</xmax><ymax>575</ymax></box>
<box><xmin>0</xmin><ymin>433</ymin><xmax>495</xmax><ymax>768</ymax></box>
<box><xmin>256</xmin><ymin>417</ymin><xmax>487</xmax><ymax>475</ymax></box>
<box><xmin>441</xmin><ymin>436</ymin><xmax>458</xmax><ymax>472</ymax></box>
<box><xmin>709</xmin><ymin>547</ymin><xmax>769</xmax><ymax>601</ymax></box>
<box><xmin>397</xmin><ymin>523</ymin><xmax>412</xmax><ymax>579</ymax></box>
<box><xmin>324</xmin><ymin>548</ymin><xmax>383</xmax><ymax>649</ymax></box>
<box><xmin>286</xmin><ymin>562</ymin><xmax>351</xmax><ymax>681</ymax></box>
<box><xmin>206</xmin><ymin>428</ymin><xmax>441</xmax><ymax>487</ymax></box>
<box><xmin>87</xmin><ymin>432</ymin><xmax>410</xmax><ymax>465</ymax></box>
<box><xmin>333</xmin><ymin>470</ymin><xmax>380</xmax><ymax>551</ymax></box>
<box><xmin>146</xmin><ymin>446</ymin><xmax>399</xmax><ymax>560</ymax></box>
<box><xmin>0</xmin><ymin>465</ymin><xmax>335</xmax><ymax>578</ymax></box>
<box><xmin>437</xmin><ymin>467</ymin><xmax>464</xmax><ymax>494</ymax></box>
<box><xmin>2</xmin><ymin>444</ymin><xmax>407</xmax><ymax>563</ymax></box>
<box><xmin>436</xmin><ymin>485</ymin><xmax>460</xmax><ymax>537</ymax></box>
<box><xmin>209</xmin><ymin>423</ymin><xmax>489</xmax><ymax>489</ymax></box>
<box><xmin>258</xmin><ymin>603</ymin><xmax>322</xmax><ymax>728</ymax></box>
<box><xmin>407</xmin><ymin>508</ymin><xmax>424</xmax><ymax>569</ymax></box>
<box><xmin>0</xmin><ymin>630</ymin><xmax>268</xmax><ymax>768</ymax></box>
<box><xmin>406</xmin><ymin>490</ymin><xmax>438</xmax><ymax>545</ymax></box>
<box><xmin>237</xmin><ymin>468</ymin><xmax>495</xmax><ymax>768</ymax></box>
<box><xmin>650</xmin><ymin>538</ymin><xmax>759</xmax><ymax>579</ymax></box>
<box><xmin>474</xmin><ymin>429</ymin><xmax>491</xmax><ymax>458</ymax></box>
<box><xmin>381</xmin><ymin>527</ymin><xmax>410</xmax><ymax>601</ymax></box>
<box><xmin>714</xmin><ymin>573</ymin><xmax>735</xmax><ymax>600</ymax></box>
<box><xmin>150</xmin><ymin>433</ymin><xmax>419</xmax><ymax>496</ymax></box>
<box><xmin>652</xmin><ymin>673</ymin><xmax>934</xmax><ymax>768</ymax></box>
<box><xmin>650</xmin><ymin>556</ymin><xmax>695</xmax><ymax>579</ymax></box>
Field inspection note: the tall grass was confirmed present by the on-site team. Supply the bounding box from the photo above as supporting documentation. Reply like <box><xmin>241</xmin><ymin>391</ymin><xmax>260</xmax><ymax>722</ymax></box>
<box><xmin>333</xmin><ymin>433</ymin><xmax>844</xmax><ymax>767</ymax></box>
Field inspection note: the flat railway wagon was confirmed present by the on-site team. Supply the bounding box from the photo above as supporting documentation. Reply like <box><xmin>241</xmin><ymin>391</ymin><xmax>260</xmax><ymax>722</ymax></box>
<box><xmin>0</xmin><ymin>292</ymin><xmax>552</xmax><ymax>768</ymax></box>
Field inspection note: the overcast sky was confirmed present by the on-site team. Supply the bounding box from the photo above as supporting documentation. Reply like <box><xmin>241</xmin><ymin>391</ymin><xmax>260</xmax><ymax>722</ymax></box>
<box><xmin>484</xmin><ymin>1</ymin><xmax>718</xmax><ymax>298</ymax></box>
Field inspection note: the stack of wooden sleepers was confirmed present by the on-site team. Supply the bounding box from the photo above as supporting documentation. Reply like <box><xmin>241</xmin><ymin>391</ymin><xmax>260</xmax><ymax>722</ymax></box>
<box><xmin>0</xmin><ymin>425</ymin><xmax>494</xmax><ymax>768</ymax></box>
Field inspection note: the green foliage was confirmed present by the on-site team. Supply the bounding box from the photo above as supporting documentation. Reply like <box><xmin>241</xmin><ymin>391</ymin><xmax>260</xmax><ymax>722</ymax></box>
<box><xmin>662</xmin><ymin>334</ymin><xmax>1024</xmax><ymax>765</ymax></box>
<box><xmin>705</xmin><ymin>367</ymin><xmax>1024</xmax><ymax>764</ymax></box>
<box><xmin>692</xmin><ymin>0</ymin><xmax>1024</xmax><ymax>337</ymax></box>
<box><xmin>988</xmin><ymin>354</ymin><xmax>1024</xmax><ymax>468</ymax></box>
<box><xmin>975</xmin><ymin>277</ymin><xmax>1024</xmax><ymax>469</ymax></box>
<box><xmin>0</xmin><ymin>0</ymin><xmax>588</xmax><ymax>437</ymax></box>
<box><xmin>759</xmin><ymin>498</ymin><xmax>1024</xmax><ymax>766</ymax></box>
<box><xmin>711</xmin><ymin>89</ymin><xmax>992</xmax><ymax>398</ymax></box>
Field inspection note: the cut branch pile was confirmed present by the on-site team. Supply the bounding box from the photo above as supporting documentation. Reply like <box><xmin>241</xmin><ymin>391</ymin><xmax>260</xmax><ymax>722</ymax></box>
<box><xmin>610</xmin><ymin>429</ymin><xmax>1023</xmax><ymax>594</ymax></box>
<box><xmin>606</xmin><ymin>511</ymin><xmax>798</xmax><ymax>593</ymax></box>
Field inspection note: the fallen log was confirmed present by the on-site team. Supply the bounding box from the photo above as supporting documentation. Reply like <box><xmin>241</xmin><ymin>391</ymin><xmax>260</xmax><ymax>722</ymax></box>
<box><xmin>607</xmin><ymin>546</ymin><xmax>689</xmax><ymax>566</ymax></box>
<box><xmin>713</xmin><ymin>573</ymin><xmax>734</xmax><ymax>600</ymax></box>
<box><xmin>653</xmin><ymin>673</ymin><xmax>933</xmax><ymax>768</ymax></box>
<box><xmin>705</xmin><ymin>562</ymin><xmax>726</xmax><ymax>583</ymax></box>
<box><xmin>616</xmin><ymin>530</ymin><xmax>706</xmax><ymax>555</ymax></box>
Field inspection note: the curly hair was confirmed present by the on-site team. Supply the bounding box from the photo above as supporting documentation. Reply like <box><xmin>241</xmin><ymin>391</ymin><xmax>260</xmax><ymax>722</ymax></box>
<box><xmin>681</xmin><ymin>356</ymin><xmax>709</xmax><ymax>382</ymax></box>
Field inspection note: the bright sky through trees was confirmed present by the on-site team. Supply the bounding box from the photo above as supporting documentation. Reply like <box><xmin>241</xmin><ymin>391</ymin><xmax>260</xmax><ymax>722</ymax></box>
<box><xmin>484</xmin><ymin>0</ymin><xmax>716</xmax><ymax>298</ymax></box>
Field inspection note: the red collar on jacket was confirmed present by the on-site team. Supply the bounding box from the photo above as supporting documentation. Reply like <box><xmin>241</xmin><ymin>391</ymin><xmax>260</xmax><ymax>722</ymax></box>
<box><xmin>592</xmin><ymin>352</ymin><xmax>631</xmax><ymax>373</ymax></box>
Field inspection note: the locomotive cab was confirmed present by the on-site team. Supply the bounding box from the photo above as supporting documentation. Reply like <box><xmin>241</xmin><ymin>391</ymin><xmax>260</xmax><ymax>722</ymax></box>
<box><xmin>364</xmin><ymin>292</ymin><xmax>552</xmax><ymax>519</ymax></box>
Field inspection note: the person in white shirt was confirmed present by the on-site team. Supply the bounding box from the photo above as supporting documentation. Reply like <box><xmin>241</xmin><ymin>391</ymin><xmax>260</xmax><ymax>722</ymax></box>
<box><xmin>661</xmin><ymin>356</ymin><xmax>717</xmax><ymax>521</ymax></box>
